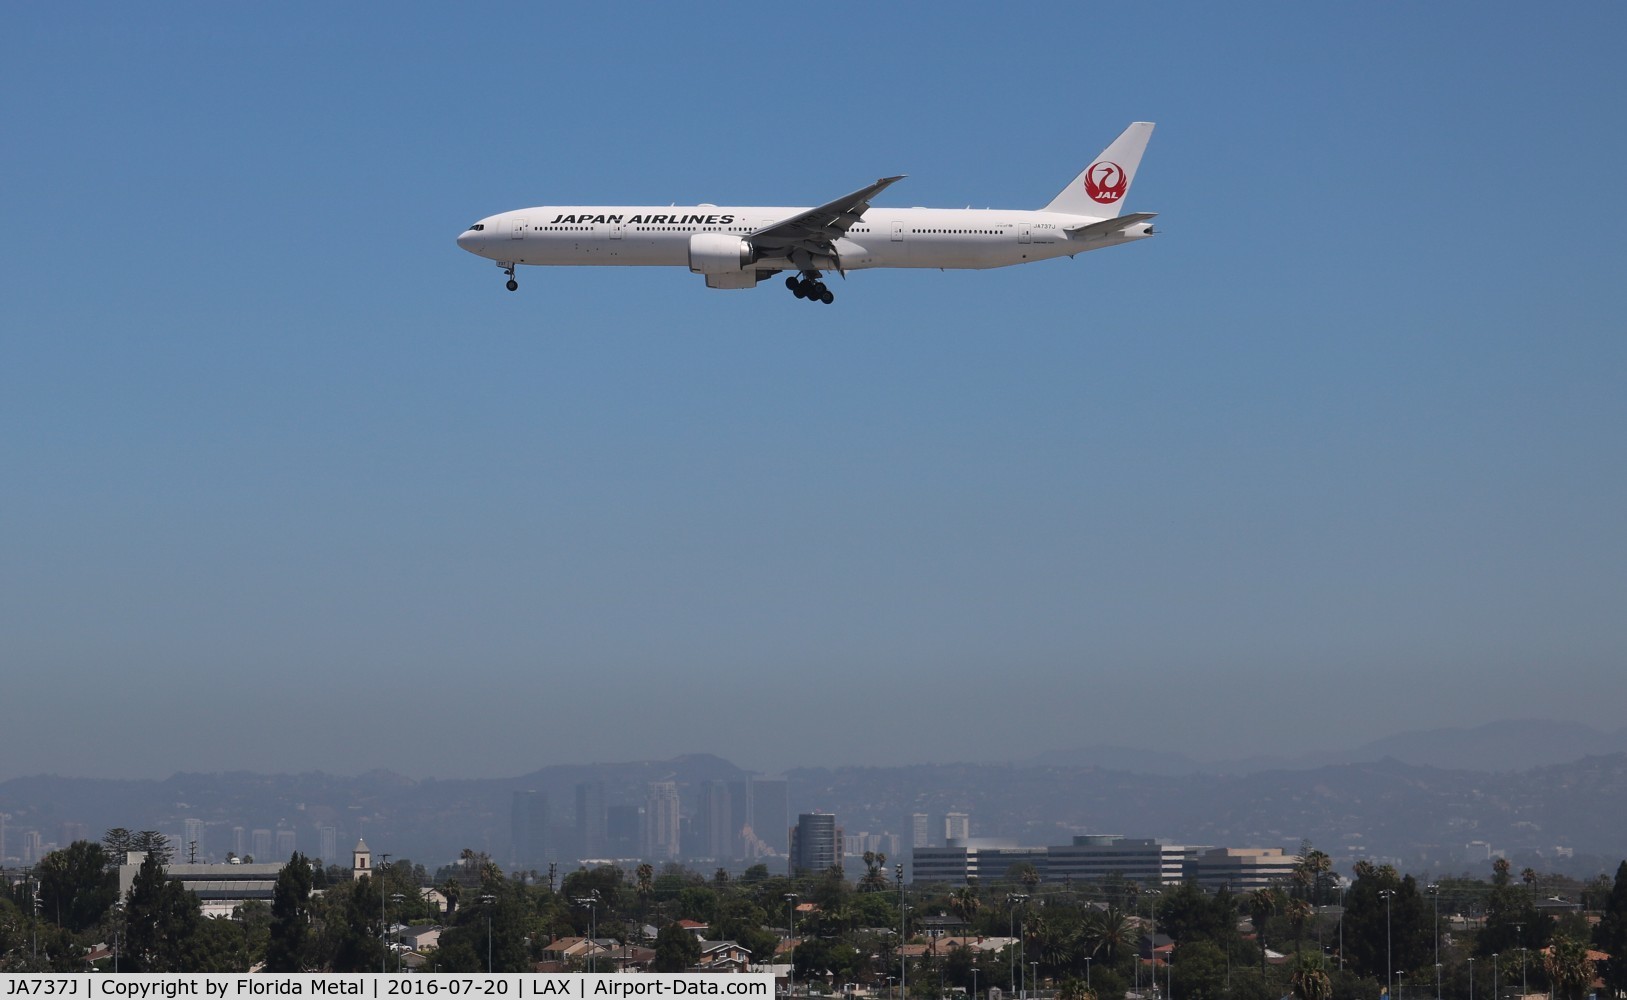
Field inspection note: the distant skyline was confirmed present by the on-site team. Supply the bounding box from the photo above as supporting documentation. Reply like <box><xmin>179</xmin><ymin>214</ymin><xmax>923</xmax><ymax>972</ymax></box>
<box><xmin>5</xmin><ymin>3</ymin><xmax>1625</xmax><ymax>781</ymax></box>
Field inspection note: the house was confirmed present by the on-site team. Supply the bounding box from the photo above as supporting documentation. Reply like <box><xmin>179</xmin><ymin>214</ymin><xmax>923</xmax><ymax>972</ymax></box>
<box><xmin>691</xmin><ymin>940</ymin><xmax>752</xmax><ymax>973</ymax></box>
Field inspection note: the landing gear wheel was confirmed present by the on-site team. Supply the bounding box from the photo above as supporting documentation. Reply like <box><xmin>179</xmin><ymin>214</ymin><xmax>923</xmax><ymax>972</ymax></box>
<box><xmin>791</xmin><ymin>284</ymin><xmax>806</xmax><ymax>299</ymax></box>
<box><xmin>506</xmin><ymin>279</ymin><xmax>519</xmax><ymax>292</ymax></box>
<box><xmin>785</xmin><ymin>276</ymin><xmax>800</xmax><ymax>291</ymax></box>
<box><xmin>820</xmin><ymin>289</ymin><xmax>835</xmax><ymax>304</ymax></box>
<box><xmin>501</xmin><ymin>262</ymin><xmax>519</xmax><ymax>292</ymax></box>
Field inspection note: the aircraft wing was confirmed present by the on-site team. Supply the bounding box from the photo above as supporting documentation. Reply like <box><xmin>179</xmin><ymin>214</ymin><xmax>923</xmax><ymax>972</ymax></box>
<box><xmin>750</xmin><ymin>175</ymin><xmax>906</xmax><ymax>258</ymax></box>
<box><xmin>1064</xmin><ymin>212</ymin><xmax>1157</xmax><ymax>237</ymax></box>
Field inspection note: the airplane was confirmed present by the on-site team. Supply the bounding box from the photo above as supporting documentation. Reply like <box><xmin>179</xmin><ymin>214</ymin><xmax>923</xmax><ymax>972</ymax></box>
<box><xmin>456</xmin><ymin>122</ymin><xmax>1156</xmax><ymax>304</ymax></box>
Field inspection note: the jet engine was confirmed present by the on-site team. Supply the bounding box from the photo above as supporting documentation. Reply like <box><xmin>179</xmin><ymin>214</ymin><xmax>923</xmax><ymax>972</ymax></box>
<box><xmin>687</xmin><ymin>232</ymin><xmax>754</xmax><ymax>274</ymax></box>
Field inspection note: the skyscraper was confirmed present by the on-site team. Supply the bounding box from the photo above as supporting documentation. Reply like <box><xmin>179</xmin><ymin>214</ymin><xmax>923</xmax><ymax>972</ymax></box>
<box><xmin>790</xmin><ymin>813</ymin><xmax>841</xmax><ymax>874</ymax></box>
<box><xmin>607</xmin><ymin>805</ymin><xmax>643</xmax><ymax>858</ymax></box>
<box><xmin>275</xmin><ymin>829</ymin><xmax>297</xmax><ymax>860</ymax></box>
<box><xmin>576</xmin><ymin>782</ymin><xmax>608</xmax><ymax>859</ymax></box>
<box><xmin>511</xmin><ymin>790</ymin><xmax>551</xmax><ymax>869</ymax></box>
<box><xmin>944</xmin><ymin>812</ymin><xmax>970</xmax><ymax>843</ymax></box>
<box><xmin>696</xmin><ymin>780</ymin><xmax>733</xmax><ymax>859</ymax></box>
<box><xmin>750</xmin><ymin>778</ymin><xmax>790</xmax><ymax>857</ymax></box>
<box><xmin>645</xmin><ymin>782</ymin><xmax>680</xmax><ymax>860</ymax></box>
<box><xmin>319</xmin><ymin>826</ymin><xmax>337</xmax><ymax>865</ymax></box>
<box><xmin>910</xmin><ymin>813</ymin><xmax>932</xmax><ymax>851</ymax></box>
<box><xmin>251</xmin><ymin>828</ymin><xmax>272</xmax><ymax>861</ymax></box>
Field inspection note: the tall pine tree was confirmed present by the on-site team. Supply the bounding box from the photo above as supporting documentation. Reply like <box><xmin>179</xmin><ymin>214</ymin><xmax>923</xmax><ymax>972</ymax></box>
<box><xmin>265</xmin><ymin>853</ymin><xmax>314</xmax><ymax>972</ymax></box>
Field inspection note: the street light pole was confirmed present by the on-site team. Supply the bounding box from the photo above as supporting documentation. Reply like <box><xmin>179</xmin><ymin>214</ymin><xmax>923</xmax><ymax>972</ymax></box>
<box><xmin>785</xmin><ymin>893</ymin><xmax>799</xmax><ymax>997</ymax></box>
<box><xmin>379</xmin><ymin>854</ymin><xmax>391</xmax><ymax>974</ymax></box>
<box><xmin>393</xmin><ymin>894</ymin><xmax>406</xmax><ymax>972</ymax></box>
<box><xmin>1429</xmin><ymin>884</ymin><xmax>1440</xmax><ymax>1000</ymax></box>
<box><xmin>1007</xmin><ymin>894</ymin><xmax>1028</xmax><ymax>995</ymax></box>
<box><xmin>1515</xmin><ymin>924</ymin><xmax>1525</xmax><ymax>1000</ymax></box>
<box><xmin>897</xmin><ymin>865</ymin><xmax>908</xmax><ymax>1000</ymax></box>
<box><xmin>1380</xmin><ymin>889</ymin><xmax>1395</xmax><ymax>999</ymax></box>
<box><xmin>481</xmin><ymin>894</ymin><xmax>496</xmax><ymax>973</ymax></box>
<box><xmin>1468</xmin><ymin>957</ymin><xmax>1475</xmax><ymax>1000</ymax></box>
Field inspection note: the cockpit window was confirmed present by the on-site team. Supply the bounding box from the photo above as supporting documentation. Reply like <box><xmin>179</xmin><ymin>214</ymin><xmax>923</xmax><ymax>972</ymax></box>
<box><xmin>467</xmin><ymin>223</ymin><xmax>485</xmax><ymax>231</ymax></box>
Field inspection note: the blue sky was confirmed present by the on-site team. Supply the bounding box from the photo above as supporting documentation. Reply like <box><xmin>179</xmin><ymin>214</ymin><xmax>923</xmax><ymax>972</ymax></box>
<box><xmin>4</xmin><ymin>2</ymin><xmax>1625</xmax><ymax>780</ymax></box>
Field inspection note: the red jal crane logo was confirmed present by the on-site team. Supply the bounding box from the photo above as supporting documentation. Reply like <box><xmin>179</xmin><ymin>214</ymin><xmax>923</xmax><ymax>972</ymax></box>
<box><xmin>1083</xmin><ymin>161</ymin><xmax>1127</xmax><ymax>204</ymax></box>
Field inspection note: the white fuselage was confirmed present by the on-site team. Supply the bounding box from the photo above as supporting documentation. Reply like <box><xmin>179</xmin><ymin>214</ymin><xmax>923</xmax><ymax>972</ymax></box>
<box><xmin>456</xmin><ymin>204</ymin><xmax>1151</xmax><ymax>272</ymax></box>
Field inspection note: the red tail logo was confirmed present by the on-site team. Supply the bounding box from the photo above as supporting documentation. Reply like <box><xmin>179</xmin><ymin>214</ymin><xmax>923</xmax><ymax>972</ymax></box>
<box><xmin>1083</xmin><ymin>161</ymin><xmax>1127</xmax><ymax>204</ymax></box>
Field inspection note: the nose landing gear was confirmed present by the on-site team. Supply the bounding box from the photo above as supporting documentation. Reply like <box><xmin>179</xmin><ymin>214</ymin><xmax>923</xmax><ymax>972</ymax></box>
<box><xmin>500</xmin><ymin>262</ymin><xmax>518</xmax><ymax>292</ymax></box>
<box><xmin>785</xmin><ymin>272</ymin><xmax>835</xmax><ymax>304</ymax></box>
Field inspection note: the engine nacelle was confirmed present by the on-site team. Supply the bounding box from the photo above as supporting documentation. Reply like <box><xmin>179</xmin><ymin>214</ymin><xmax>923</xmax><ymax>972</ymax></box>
<box><xmin>688</xmin><ymin>232</ymin><xmax>754</xmax><ymax>274</ymax></box>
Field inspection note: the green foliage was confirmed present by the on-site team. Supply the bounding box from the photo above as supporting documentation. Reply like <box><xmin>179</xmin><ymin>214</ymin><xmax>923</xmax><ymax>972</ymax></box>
<box><xmin>1171</xmin><ymin>939</ymin><xmax>1231</xmax><ymax>1000</ymax></box>
<box><xmin>265</xmin><ymin>852</ymin><xmax>314</xmax><ymax>972</ymax></box>
<box><xmin>123</xmin><ymin>852</ymin><xmax>204</xmax><ymax>971</ymax></box>
<box><xmin>1594</xmin><ymin>860</ymin><xmax>1627</xmax><ymax>997</ymax></box>
<box><xmin>321</xmin><ymin>877</ymin><xmax>386</xmax><ymax>972</ymax></box>
<box><xmin>1158</xmin><ymin>882</ymin><xmax>1241</xmax><ymax>950</ymax></box>
<box><xmin>35</xmin><ymin>840</ymin><xmax>117</xmax><ymax>933</ymax></box>
<box><xmin>653</xmin><ymin>921</ymin><xmax>701</xmax><ymax>972</ymax></box>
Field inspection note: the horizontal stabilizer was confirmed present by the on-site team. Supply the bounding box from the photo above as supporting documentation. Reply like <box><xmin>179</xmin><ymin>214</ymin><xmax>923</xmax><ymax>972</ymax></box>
<box><xmin>1065</xmin><ymin>212</ymin><xmax>1157</xmax><ymax>237</ymax></box>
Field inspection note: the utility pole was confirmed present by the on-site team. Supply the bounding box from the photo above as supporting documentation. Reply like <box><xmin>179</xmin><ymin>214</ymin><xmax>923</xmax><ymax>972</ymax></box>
<box><xmin>897</xmin><ymin>864</ymin><xmax>907</xmax><ymax>1000</ymax></box>
<box><xmin>379</xmin><ymin>854</ymin><xmax>391</xmax><ymax>974</ymax></box>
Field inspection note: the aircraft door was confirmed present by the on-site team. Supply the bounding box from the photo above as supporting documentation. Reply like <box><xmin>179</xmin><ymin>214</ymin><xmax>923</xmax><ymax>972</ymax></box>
<box><xmin>891</xmin><ymin>222</ymin><xmax>904</xmax><ymax>241</ymax></box>
<box><xmin>1018</xmin><ymin>226</ymin><xmax>1031</xmax><ymax>244</ymax></box>
<box><xmin>511</xmin><ymin>218</ymin><xmax>526</xmax><ymax>240</ymax></box>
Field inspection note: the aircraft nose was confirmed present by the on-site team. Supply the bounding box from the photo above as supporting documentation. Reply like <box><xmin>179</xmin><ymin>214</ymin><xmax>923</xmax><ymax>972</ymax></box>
<box><xmin>457</xmin><ymin>229</ymin><xmax>479</xmax><ymax>254</ymax></box>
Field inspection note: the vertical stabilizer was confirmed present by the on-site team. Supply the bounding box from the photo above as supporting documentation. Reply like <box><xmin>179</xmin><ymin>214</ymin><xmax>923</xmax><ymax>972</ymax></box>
<box><xmin>1042</xmin><ymin>122</ymin><xmax>1155</xmax><ymax>218</ymax></box>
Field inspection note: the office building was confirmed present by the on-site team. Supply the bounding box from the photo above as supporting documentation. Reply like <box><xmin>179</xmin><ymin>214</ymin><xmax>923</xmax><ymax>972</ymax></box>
<box><xmin>790</xmin><ymin>813</ymin><xmax>842</xmax><ymax>874</ymax></box>
<box><xmin>576</xmin><ymin>782</ymin><xmax>608</xmax><ymax>859</ymax></box>
<box><xmin>944</xmin><ymin>813</ymin><xmax>970</xmax><ymax>843</ymax></box>
<box><xmin>911</xmin><ymin>840</ymin><xmax>1047</xmax><ymax>885</ymax></box>
<box><xmin>645</xmin><ymin>782</ymin><xmax>681</xmax><ymax>860</ymax></box>
<box><xmin>511</xmin><ymin>790</ymin><xmax>551</xmax><ymax>869</ymax></box>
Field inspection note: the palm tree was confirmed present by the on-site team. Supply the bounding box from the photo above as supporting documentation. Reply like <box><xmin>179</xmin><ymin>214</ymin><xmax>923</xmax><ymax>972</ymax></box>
<box><xmin>1542</xmin><ymin>934</ymin><xmax>1595</xmax><ymax>1000</ymax></box>
<box><xmin>951</xmin><ymin>885</ymin><xmax>982</xmax><ymax>930</ymax></box>
<box><xmin>636</xmin><ymin>863</ymin><xmax>655</xmax><ymax>925</ymax></box>
<box><xmin>1285</xmin><ymin>897</ymin><xmax>1313</xmax><ymax>957</ymax></box>
<box><xmin>1291</xmin><ymin>955</ymin><xmax>1333</xmax><ymax>1000</ymax></box>
<box><xmin>1082</xmin><ymin>906</ymin><xmax>1133</xmax><ymax>964</ymax></box>
<box><xmin>1247</xmin><ymin>888</ymin><xmax>1280</xmax><ymax>974</ymax></box>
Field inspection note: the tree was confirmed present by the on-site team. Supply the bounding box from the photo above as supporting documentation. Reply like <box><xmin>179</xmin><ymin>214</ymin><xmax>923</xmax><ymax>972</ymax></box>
<box><xmin>1247</xmin><ymin>888</ymin><xmax>1281</xmax><ymax>973</ymax></box>
<box><xmin>1171</xmin><ymin>939</ymin><xmax>1231</xmax><ymax>1000</ymax></box>
<box><xmin>35</xmin><ymin>840</ymin><xmax>117</xmax><ymax>934</ymax></box>
<box><xmin>654</xmin><ymin>921</ymin><xmax>701</xmax><ymax>972</ymax></box>
<box><xmin>1290</xmin><ymin>954</ymin><xmax>1333</xmax><ymax>1000</ymax></box>
<box><xmin>265</xmin><ymin>853</ymin><xmax>314</xmax><ymax>972</ymax></box>
<box><xmin>322</xmin><ymin>876</ymin><xmax>386</xmax><ymax>972</ymax></box>
<box><xmin>123</xmin><ymin>852</ymin><xmax>202</xmax><ymax>971</ymax></box>
<box><xmin>1542</xmin><ymin>934</ymin><xmax>1594</xmax><ymax>1000</ymax></box>
<box><xmin>1594</xmin><ymin>860</ymin><xmax>1627</xmax><ymax>1000</ymax></box>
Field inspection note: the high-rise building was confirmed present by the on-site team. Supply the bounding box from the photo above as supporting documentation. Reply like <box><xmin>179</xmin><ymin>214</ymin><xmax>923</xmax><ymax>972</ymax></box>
<box><xmin>607</xmin><ymin>805</ymin><xmax>643</xmax><ymax>857</ymax></box>
<box><xmin>184</xmin><ymin>818</ymin><xmax>205</xmax><ymax>858</ymax></box>
<box><xmin>943</xmin><ymin>813</ymin><xmax>970</xmax><ymax>843</ymax></box>
<box><xmin>696</xmin><ymin>780</ymin><xmax>733</xmax><ymax>859</ymax></box>
<box><xmin>576</xmin><ymin>782</ymin><xmax>608</xmax><ymax>859</ymax></box>
<box><xmin>511</xmin><ymin>790</ymin><xmax>551</xmax><ymax>869</ymax></box>
<box><xmin>910</xmin><ymin>813</ymin><xmax>932</xmax><ymax>851</ymax></box>
<box><xmin>0</xmin><ymin>813</ymin><xmax>7</xmax><ymax>863</ymax></box>
<box><xmin>319</xmin><ymin>826</ymin><xmax>338</xmax><ymax>865</ymax></box>
<box><xmin>232</xmin><ymin>827</ymin><xmax>246</xmax><ymax>858</ymax></box>
<box><xmin>275</xmin><ymin>829</ymin><xmax>297</xmax><ymax>860</ymax></box>
<box><xmin>645</xmin><ymin>782</ymin><xmax>681</xmax><ymax>860</ymax></box>
<box><xmin>790</xmin><ymin>813</ymin><xmax>842</xmax><ymax>874</ymax></box>
<box><xmin>22</xmin><ymin>830</ymin><xmax>44</xmax><ymax>864</ymax></box>
<box><xmin>251</xmin><ymin>829</ymin><xmax>272</xmax><ymax>861</ymax></box>
<box><xmin>61</xmin><ymin>821</ymin><xmax>89</xmax><ymax>846</ymax></box>
<box><xmin>750</xmin><ymin>779</ymin><xmax>789</xmax><ymax>857</ymax></box>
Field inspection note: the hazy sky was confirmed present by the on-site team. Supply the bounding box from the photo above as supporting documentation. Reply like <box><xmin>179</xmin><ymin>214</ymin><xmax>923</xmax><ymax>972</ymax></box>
<box><xmin>4</xmin><ymin>3</ymin><xmax>1625</xmax><ymax>781</ymax></box>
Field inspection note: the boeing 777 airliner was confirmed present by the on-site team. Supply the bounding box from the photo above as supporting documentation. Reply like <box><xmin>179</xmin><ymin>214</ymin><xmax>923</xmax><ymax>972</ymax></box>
<box><xmin>456</xmin><ymin>122</ymin><xmax>1156</xmax><ymax>304</ymax></box>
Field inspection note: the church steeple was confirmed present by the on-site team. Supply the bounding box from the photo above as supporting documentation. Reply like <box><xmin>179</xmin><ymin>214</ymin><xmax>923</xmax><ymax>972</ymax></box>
<box><xmin>352</xmin><ymin>838</ymin><xmax>372</xmax><ymax>880</ymax></box>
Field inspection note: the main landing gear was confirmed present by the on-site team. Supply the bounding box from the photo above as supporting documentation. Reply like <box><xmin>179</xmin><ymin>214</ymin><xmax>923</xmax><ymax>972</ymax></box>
<box><xmin>501</xmin><ymin>262</ymin><xmax>518</xmax><ymax>292</ymax></box>
<box><xmin>786</xmin><ymin>273</ymin><xmax>835</xmax><ymax>304</ymax></box>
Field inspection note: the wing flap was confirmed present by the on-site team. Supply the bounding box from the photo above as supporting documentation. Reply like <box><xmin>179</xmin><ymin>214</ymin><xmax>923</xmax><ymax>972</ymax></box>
<box><xmin>1064</xmin><ymin>212</ymin><xmax>1157</xmax><ymax>238</ymax></box>
<box><xmin>750</xmin><ymin>175</ymin><xmax>906</xmax><ymax>253</ymax></box>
